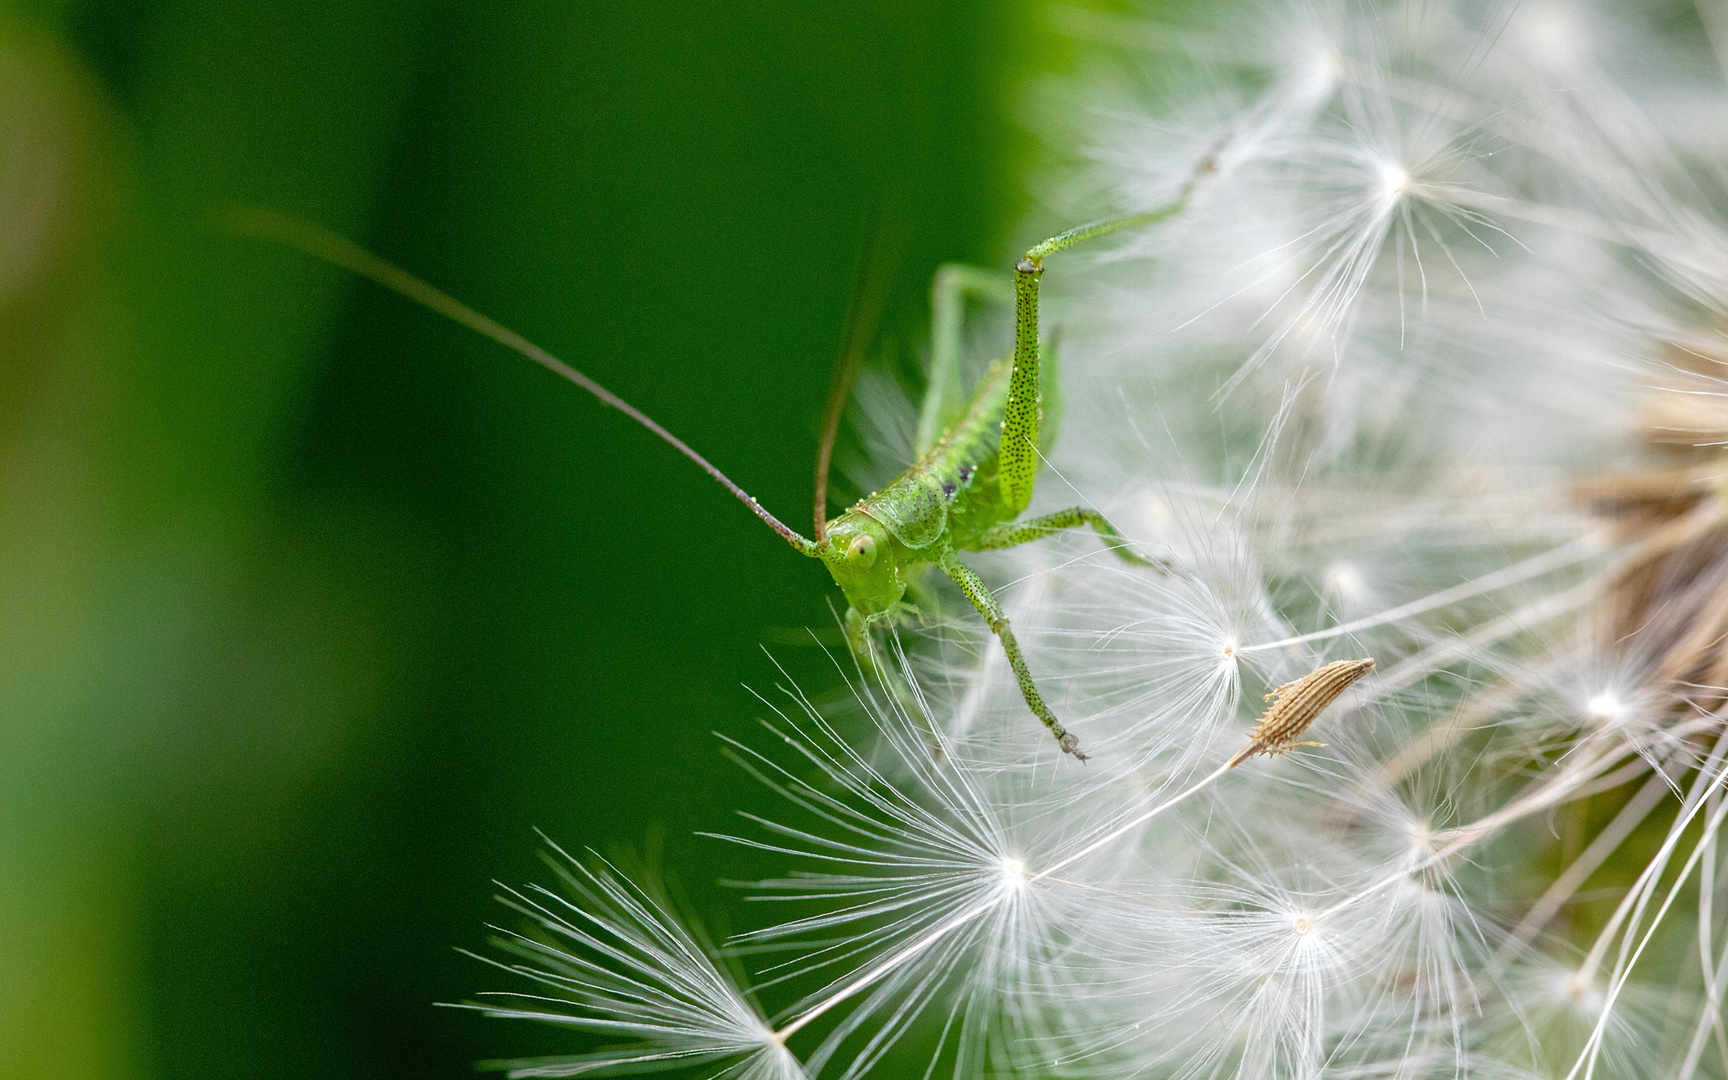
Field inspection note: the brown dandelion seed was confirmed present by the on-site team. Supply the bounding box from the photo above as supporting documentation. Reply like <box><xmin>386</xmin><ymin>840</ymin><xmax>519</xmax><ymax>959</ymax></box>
<box><xmin>1228</xmin><ymin>657</ymin><xmax>1375</xmax><ymax>768</ymax></box>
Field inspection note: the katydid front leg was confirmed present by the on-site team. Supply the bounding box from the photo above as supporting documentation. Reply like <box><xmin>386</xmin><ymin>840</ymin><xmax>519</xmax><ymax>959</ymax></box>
<box><xmin>843</xmin><ymin>605</ymin><xmax>901</xmax><ymax>706</ymax></box>
<box><xmin>845</xmin><ymin>605</ymin><xmax>946</xmax><ymax>755</ymax></box>
<box><xmin>937</xmin><ymin>549</ymin><xmax>1086</xmax><ymax>760</ymax></box>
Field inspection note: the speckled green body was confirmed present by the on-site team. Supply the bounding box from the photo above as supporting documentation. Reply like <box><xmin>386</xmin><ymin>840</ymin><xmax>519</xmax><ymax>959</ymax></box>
<box><xmin>867</xmin><ymin>356</ymin><xmax>1016</xmax><ymax>551</ymax></box>
<box><xmin>812</xmin><ymin>222</ymin><xmax>1171</xmax><ymax>759</ymax></box>
<box><xmin>794</xmin><ymin>187</ymin><xmax>1224</xmax><ymax>757</ymax></box>
<box><xmin>818</xmin><ymin>352</ymin><xmax>1017</xmax><ymax>608</ymax></box>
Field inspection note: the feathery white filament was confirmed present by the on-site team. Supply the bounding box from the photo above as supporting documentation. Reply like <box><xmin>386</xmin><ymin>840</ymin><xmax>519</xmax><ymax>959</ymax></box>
<box><xmin>466</xmin><ymin>4</ymin><xmax>1728</xmax><ymax>1077</ymax></box>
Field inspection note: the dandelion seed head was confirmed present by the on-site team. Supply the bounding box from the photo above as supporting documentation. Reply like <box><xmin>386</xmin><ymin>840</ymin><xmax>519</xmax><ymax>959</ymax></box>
<box><xmin>465</xmin><ymin>853</ymin><xmax>802</xmax><ymax>1080</ymax></box>
<box><xmin>1322</xmin><ymin>561</ymin><xmax>1365</xmax><ymax>604</ymax></box>
<box><xmin>1282</xmin><ymin>41</ymin><xmax>1343</xmax><ymax>108</ymax></box>
<box><xmin>1375</xmin><ymin>159</ymin><xmax>1409</xmax><ymax>203</ymax></box>
<box><xmin>1562</xmin><ymin>969</ymin><xmax>1606</xmax><ymax>1017</ymax></box>
<box><xmin>1584</xmin><ymin>690</ymin><xmax>1623</xmax><ymax>727</ymax></box>
<box><xmin>1311</xmin><ymin>47</ymin><xmax>1341</xmax><ymax>90</ymax></box>
<box><xmin>1141</xmin><ymin>492</ymin><xmax>1174</xmax><ymax>529</ymax></box>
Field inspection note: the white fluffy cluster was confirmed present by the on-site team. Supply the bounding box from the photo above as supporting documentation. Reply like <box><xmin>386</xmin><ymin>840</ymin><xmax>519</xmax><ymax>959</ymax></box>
<box><xmin>470</xmin><ymin>3</ymin><xmax>1728</xmax><ymax>1077</ymax></box>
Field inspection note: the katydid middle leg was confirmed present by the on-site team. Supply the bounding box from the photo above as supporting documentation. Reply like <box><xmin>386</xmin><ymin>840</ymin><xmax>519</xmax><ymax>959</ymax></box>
<box><xmin>978</xmin><ymin>507</ymin><xmax>1171</xmax><ymax>571</ymax></box>
<box><xmin>937</xmin><ymin>549</ymin><xmax>1086</xmax><ymax>760</ymax></box>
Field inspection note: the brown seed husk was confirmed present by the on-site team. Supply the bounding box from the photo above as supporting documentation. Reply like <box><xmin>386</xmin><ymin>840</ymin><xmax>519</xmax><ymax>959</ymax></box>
<box><xmin>1231</xmin><ymin>657</ymin><xmax>1375</xmax><ymax>767</ymax></box>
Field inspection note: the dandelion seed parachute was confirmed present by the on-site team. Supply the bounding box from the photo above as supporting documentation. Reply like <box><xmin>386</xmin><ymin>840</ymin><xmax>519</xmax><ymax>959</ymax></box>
<box><xmin>452</xmin><ymin>847</ymin><xmax>804</xmax><ymax>1079</ymax></box>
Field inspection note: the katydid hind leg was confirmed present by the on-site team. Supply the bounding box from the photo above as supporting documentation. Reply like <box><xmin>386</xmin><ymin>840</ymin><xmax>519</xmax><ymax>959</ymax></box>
<box><xmin>998</xmin><ymin>142</ymin><xmax>1228</xmax><ymax>511</ymax></box>
<box><xmin>999</xmin><ymin>258</ymin><xmax>1046</xmax><ymax>515</ymax></box>
<box><xmin>1038</xmin><ymin>330</ymin><xmax>1063</xmax><ymax>459</ymax></box>
<box><xmin>937</xmin><ymin>550</ymin><xmax>1086</xmax><ymax>759</ymax></box>
<box><xmin>917</xmin><ymin>264</ymin><xmax>1012</xmax><ymax>458</ymax></box>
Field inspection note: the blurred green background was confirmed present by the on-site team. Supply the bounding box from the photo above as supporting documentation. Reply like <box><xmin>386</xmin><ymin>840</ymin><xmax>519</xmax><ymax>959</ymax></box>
<box><xmin>0</xmin><ymin>0</ymin><xmax>1065</xmax><ymax>1075</ymax></box>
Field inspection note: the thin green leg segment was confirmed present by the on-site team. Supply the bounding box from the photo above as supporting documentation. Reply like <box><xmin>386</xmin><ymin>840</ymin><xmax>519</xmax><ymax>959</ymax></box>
<box><xmin>1001</xmin><ymin>142</ymin><xmax>1224</xmax><ymax>513</ymax></box>
<box><xmin>978</xmin><ymin>507</ymin><xmax>1167</xmax><ymax>570</ymax></box>
<box><xmin>844</xmin><ymin>605</ymin><xmax>872</xmax><ymax>664</ymax></box>
<box><xmin>1001</xmin><ymin>210</ymin><xmax>1188</xmax><ymax>513</ymax></box>
<box><xmin>918</xmin><ymin>264</ymin><xmax>1012</xmax><ymax>457</ymax></box>
<box><xmin>937</xmin><ymin>549</ymin><xmax>1085</xmax><ymax>759</ymax></box>
<box><xmin>999</xmin><ymin>259</ymin><xmax>1045</xmax><ymax>514</ymax></box>
<box><xmin>846</xmin><ymin>605</ymin><xmax>944</xmax><ymax>754</ymax></box>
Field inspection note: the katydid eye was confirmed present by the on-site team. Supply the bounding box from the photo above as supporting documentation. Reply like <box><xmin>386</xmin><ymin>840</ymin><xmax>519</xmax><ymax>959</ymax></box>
<box><xmin>846</xmin><ymin>534</ymin><xmax>878</xmax><ymax>569</ymax></box>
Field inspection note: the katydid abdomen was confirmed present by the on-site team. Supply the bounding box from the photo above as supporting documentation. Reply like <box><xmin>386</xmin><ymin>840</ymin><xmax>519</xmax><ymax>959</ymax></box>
<box><xmin>855</xmin><ymin>354</ymin><xmax>1014</xmax><ymax>554</ymax></box>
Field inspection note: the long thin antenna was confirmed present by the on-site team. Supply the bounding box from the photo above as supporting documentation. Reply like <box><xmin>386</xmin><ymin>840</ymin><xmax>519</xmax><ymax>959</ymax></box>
<box><xmin>813</xmin><ymin>210</ymin><xmax>898</xmax><ymax>542</ymax></box>
<box><xmin>223</xmin><ymin>206</ymin><xmax>818</xmax><ymax>556</ymax></box>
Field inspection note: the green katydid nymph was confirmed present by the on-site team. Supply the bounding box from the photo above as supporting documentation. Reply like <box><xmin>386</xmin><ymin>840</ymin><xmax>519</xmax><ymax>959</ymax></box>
<box><xmin>228</xmin><ymin>159</ymin><xmax>1212</xmax><ymax>760</ymax></box>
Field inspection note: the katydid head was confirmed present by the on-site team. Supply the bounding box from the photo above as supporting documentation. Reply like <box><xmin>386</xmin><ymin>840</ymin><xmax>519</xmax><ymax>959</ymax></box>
<box><xmin>817</xmin><ymin>509</ymin><xmax>905</xmax><ymax>616</ymax></box>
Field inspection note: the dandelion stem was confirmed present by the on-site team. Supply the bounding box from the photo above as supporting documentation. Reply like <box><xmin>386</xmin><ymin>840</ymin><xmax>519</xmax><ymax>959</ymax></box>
<box><xmin>1320</xmin><ymin>734</ymin><xmax>1645</xmax><ymax>922</ymax></box>
<box><xmin>1564</xmin><ymin>775</ymin><xmax>1728</xmax><ymax>1080</ymax></box>
<box><xmin>1431</xmin><ymin>736</ymin><xmax>1627</xmax><ymax>848</ymax></box>
<box><xmin>1492</xmin><ymin>770</ymin><xmax>1672</xmax><ymax>967</ymax></box>
<box><xmin>772</xmin><ymin>891</ymin><xmax>1006</xmax><ymax>1043</ymax></box>
<box><xmin>1357</xmin><ymin>578</ymin><xmax>1598</xmax><ymax>793</ymax></box>
<box><xmin>1573</xmin><ymin>726</ymin><xmax>1728</xmax><ymax>990</ymax></box>
<box><xmin>1031</xmin><ymin>758</ymin><xmax>1237</xmax><ymax>882</ymax></box>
